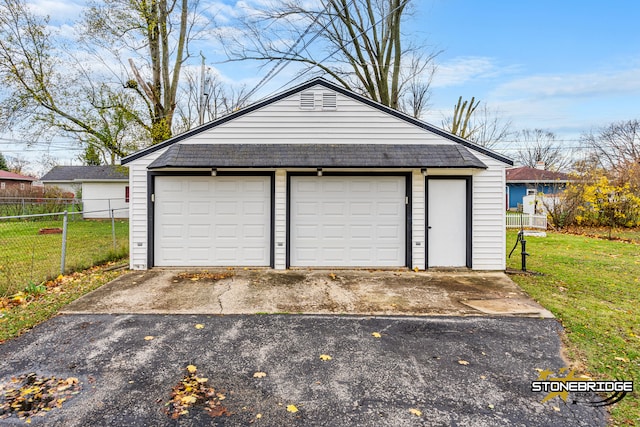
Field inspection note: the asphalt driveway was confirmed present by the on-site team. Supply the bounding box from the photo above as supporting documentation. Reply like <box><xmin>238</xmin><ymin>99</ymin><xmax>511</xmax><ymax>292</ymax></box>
<box><xmin>0</xmin><ymin>314</ymin><xmax>606</xmax><ymax>426</ymax></box>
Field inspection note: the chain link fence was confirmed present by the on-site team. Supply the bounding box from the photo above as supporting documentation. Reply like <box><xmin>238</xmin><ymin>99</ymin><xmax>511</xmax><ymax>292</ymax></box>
<box><xmin>0</xmin><ymin>206</ymin><xmax>129</xmax><ymax>297</ymax></box>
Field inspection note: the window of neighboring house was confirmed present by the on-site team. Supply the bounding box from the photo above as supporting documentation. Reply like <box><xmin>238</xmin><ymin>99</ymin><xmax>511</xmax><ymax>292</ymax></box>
<box><xmin>125</xmin><ymin>186</ymin><xmax>130</xmax><ymax>203</ymax></box>
<box><xmin>0</xmin><ymin>182</ymin><xmax>5</xmax><ymax>189</ymax></box>
<box><xmin>526</xmin><ymin>189</ymin><xmax>536</xmax><ymax>196</ymax></box>
<box><xmin>20</xmin><ymin>183</ymin><xmax>25</xmax><ymax>190</ymax></box>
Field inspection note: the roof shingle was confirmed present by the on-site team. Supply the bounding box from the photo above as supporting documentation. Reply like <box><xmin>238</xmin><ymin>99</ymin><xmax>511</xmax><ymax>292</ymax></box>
<box><xmin>506</xmin><ymin>166</ymin><xmax>569</xmax><ymax>182</ymax></box>
<box><xmin>147</xmin><ymin>143</ymin><xmax>488</xmax><ymax>169</ymax></box>
<box><xmin>40</xmin><ymin>165</ymin><xmax>129</xmax><ymax>182</ymax></box>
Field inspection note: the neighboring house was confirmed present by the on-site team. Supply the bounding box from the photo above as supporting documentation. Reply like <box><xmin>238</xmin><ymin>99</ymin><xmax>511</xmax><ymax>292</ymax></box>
<box><xmin>0</xmin><ymin>170</ymin><xmax>40</xmax><ymax>194</ymax></box>
<box><xmin>40</xmin><ymin>165</ymin><xmax>129</xmax><ymax>219</ymax></box>
<box><xmin>121</xmin><ymin>78</ymin><xmax>513</xmax><ymax>271</ymax></box>
<box><xmin>505</xmin><ymin>165</ymin><xmax>569</xmax><ymax>210</ymax></box>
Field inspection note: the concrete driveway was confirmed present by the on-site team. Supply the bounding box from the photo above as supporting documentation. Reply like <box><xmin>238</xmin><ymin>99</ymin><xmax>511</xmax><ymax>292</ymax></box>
<box><xmin>61</xmin><ymin>269</ymin><xmax>554</xmax><ymax>317</ymax></box>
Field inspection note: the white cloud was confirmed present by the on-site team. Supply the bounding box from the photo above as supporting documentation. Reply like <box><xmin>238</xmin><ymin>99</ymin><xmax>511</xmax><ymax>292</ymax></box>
<box><xmin>491</xmin><ymin>68</ymin><xmax>640</xmax><ymax>99</ymax></box>
<box><xmin>431</xmin><ymin>56</ymin><xmax>518</xmax><ymax>88</ymax></box>
<box><xmin>28</xmin><ymin>0</ymin><xmax>83</xmax><ymax>23</ymax></box>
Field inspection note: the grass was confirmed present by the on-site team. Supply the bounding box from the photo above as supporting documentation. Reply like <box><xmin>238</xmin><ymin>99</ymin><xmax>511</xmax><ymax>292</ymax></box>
<box><xmin>0</xmin><ymin>219</ymin><xmax>128</xmax><ymax>297</ymax></box>
<box><xmin>0</xmin><ymin>262</ymin><xmax>128</xmax><ymax>343</ymax></box>
<box><xmin>507</xmin><ymin>229</ymin><xmax>639</xmax><ymax>426</ymax></box>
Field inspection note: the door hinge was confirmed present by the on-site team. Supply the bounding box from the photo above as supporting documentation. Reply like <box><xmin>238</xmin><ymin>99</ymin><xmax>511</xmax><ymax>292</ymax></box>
<box><xmin>405</xmin><ymin>196</ymin><xmax>409</xmax><ymax>205</ymax></box>
<box><xmin>151</xmin><ymin>194</ymin><xmax>155</xmax><ymax>203</ymax></box>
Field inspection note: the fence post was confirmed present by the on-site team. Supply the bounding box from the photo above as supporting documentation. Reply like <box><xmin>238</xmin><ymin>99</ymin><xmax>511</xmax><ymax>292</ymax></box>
<box><xmin>60</xmin><ymin>210</ymin><xmax>68</xmax><ymax>275</ymax></box>
<box><xmin>111</xmin><ymin>207</ymin><xmax>117</xmax><ymax>250</ymax></box>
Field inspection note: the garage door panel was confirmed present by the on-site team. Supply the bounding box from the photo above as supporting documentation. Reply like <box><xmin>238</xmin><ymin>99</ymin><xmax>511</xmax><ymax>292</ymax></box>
<box><xmin>290</xmin><ymin>176</ymin><xmax>406</xmax><ymax>267</ymax></box>
<box><xmin>351</xmin><ymin>202</ymin><xmax>373</xmax><ymax>215</ymax></box>
<box><xmin>154</xmin><ymin>175</ymin><xmax>271</xmax><ymax>267</ymax></box>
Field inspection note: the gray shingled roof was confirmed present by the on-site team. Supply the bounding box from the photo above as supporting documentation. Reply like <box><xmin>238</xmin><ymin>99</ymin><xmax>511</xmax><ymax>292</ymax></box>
<box><xmin>147</xmin><ymin>144</ymin><xmax>487</xmax><ymax>169</ymax></box>
<box><xmin>40</xmin><ymin>165</ymin><xmax>129</xmax><ymax>181</ymax></box>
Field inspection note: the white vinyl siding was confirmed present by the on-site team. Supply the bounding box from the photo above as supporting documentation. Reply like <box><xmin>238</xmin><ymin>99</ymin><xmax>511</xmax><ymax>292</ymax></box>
<box><xmin>471</xmin><ymin>153</ymin><xmax>507</xmax><ymax>270</ymax></box>
<box><xmin>181</xmin><ymin>86</ymin><xmax>456</xmax><ymax>146</ymax></box>
<box><xmin>274</xmin><ymin>169</ymin><xmax>287</xmax><ymax>269</ymax></box>
<box><xmin>411</xmin><ymin>170</ymin><xmax>425</xmax><ymax>269</ymax></box>
<box><xmin>128</xmin><ymin>149</ymin><xmax>168</xmax><ymax>270</ymax></box>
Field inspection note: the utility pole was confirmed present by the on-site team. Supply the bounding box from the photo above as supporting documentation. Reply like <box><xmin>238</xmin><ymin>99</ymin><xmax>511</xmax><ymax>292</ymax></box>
<box><xmin>199</xmin><ymin>52</ymin><xmax>206</xmax><ymax>126</ymax></box>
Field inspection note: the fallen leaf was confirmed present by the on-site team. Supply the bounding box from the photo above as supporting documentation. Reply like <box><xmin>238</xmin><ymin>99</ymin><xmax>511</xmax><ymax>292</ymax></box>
<box><xmin>328</xmin><ymin>273</ymin><xmax>337</xmax><ymax>280</ymax></box>
<box><xmin>614</xmin><ymin>356</ymin><xmax>629</xmax><ymax>363</ymax></box>
<box><xmin>458</xmin><ymin>360</ymin><xmax>469</xmax><ymax>365</ymax></box>
<box><xmin>409</xmin><ymin>408</ymin><xmax>422</xmax><ymax>416</ymax></box>
<box><xmin>413</xmin><ymin>266</ymin><xmax>419</xmax><ymax>272</ymax></box>
<box><xmin>488</xmin><ymin>404</ymin><xmax>495</xmax><ymax>409</ymax></box>
<box><xmin>195</xmin><ymin>324</ymin><xmax>204</xmax><ymax>329</ymax></box>
<box><xmin>144</xmin><ymin>336</ymin><xmax>154</xmax><ymax>341</ymax></box>
<box><xmin>480</xmin><ymin>375</ymin><xmax>486</xmax><ymax>380</ymax></box>
<box><xmin>319</xmin><ymin>354</ymin><xmax>332</xmax><ymax>361</ymax></box>
<box><xmin>256</xmin><ymin>413</ymin><xmax>262</xmax><ymax>419</ymax></box>
<box><xmin>553</xmin><ymin>406</ymin><xmax>560</xmax><ymax>412</ymax></box>
<box><xmin>253</xmin><ymin>372</ymin><xmax>267</xmax><ymax>378</ymax></box>
<box><xmin>186</xmin><ymin>365</ymin><xmax>197</xmax><ymax>374</ymax></box>
<box><xmin>181</xmin><ymin>395</ymin><xmax>197</xmax><ymax>404</ymax></box>
<box><xmin>286</xmin><ymin>404</ymin><xmax>298</xmax><ymax>413</ymax></box>
<box><xmin>371</xmin><ymin>332</ymin><xmax>382</xmax><ymax>338</ymax></box>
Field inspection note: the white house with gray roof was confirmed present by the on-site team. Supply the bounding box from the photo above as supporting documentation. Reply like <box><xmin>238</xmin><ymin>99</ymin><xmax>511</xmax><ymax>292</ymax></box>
<box><xmin>121</xmin><ymin>78</ymin><xmax>513</xmax><ymax>271</ymax></box>
<box><xmin>40</xmin><ymin>165</ymin><xmax>129</xmax><ymax>219</ymax></box>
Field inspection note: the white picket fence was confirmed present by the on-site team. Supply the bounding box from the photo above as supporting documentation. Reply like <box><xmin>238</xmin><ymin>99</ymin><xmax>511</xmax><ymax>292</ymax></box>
<box><xmin>506</xmin><ymin>213</ymin><xmax>547</xmax><ymax>229</ymax></box>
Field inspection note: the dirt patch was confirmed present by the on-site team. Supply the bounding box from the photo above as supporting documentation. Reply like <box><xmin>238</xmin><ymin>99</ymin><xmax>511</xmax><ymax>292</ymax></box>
<box><xmin>248</xmin><ymin>271</ymin><xmax>307</xmax><ymax>287</ymax></box>
<box><xmin>171</xmin><ymin>271</ymin><xmax>234</xmax><ymax>284</ymax></box>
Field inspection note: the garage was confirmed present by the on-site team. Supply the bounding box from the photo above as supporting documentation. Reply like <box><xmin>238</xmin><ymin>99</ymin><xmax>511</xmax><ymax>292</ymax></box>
<box><xmin>153</xmin><ymin>175</ymin><xmax>272</xmax><ymax>267</ymax></box>
<box><xmin>289</xmin><ymin>175</ymin><xmax>407</xmax><ymax>267</ymax></box>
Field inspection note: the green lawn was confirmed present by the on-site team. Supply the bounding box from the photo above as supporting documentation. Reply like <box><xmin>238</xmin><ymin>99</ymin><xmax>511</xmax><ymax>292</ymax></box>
<box><xmin>0</xmin><ymin>219</ymin><xmax>128</xmax><ymax>296</ymax></box>
<box><xmin>0</xmin><ymin>264</ymin><xmax>128</xmax><ymax>342</ymax></box>
<box><xmin>507</xmin><ymin>230</ymin><xmax>639</xmax><ymax>426</ymax></box>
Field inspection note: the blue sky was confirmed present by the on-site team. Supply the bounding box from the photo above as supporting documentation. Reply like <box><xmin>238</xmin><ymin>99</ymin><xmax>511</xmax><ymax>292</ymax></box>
<box><xmin>414</xmin><ymin>0</ymin><xmax>640</xmax><ymax>144</ymax></box>
<box><xmin>4</xmin><ymin>0</ymin><xmax>640</xmax><ymax>172</ymax></box>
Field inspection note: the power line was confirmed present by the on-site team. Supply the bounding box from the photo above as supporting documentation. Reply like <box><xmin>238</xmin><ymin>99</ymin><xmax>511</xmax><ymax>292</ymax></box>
<box><xmin>260</xmin><ymin>0</ymin><xmax>412</xmax><ymax>100</ymax></box>
<box><xmin>239</xmin><ymin>1</ymin><xmax>355</xmax><ymax>105</ymax></box>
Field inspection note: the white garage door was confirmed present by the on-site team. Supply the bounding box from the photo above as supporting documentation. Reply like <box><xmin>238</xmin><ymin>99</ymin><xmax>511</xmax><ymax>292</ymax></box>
<box><xmin>154</xmin><ymin>175</ymin><xmax>271</xmax><ymax>267</ymax></box>
<box><xmin>290</xmin><ymin>176</ymin><xmax>406</xmax><ymax>267</ymax></box>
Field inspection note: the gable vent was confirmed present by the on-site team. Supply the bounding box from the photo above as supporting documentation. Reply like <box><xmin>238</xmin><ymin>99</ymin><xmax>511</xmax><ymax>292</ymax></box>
<box><xmin>300</xmin><ymin>92</ymin><xmax>315</xmax><ymax>109</ymax></box>
<box><xmin>322</xmin><ymin>92</ymin><xmax>337</xmax><ymax>109</ymax></box>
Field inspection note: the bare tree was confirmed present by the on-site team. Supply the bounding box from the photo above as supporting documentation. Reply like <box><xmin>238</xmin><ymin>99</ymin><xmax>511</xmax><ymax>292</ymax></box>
<box><xmin>220</xmin><ymin>0</ymin><xmax>439</xmax><ymax>111</ymax></box>
<box><xmin>442</xmin><ymin>98</ymin><xmax>512</xmax><ymax>148</ymax></box>
<box><xmin>581</xmin><ymin>119</ymin><xmax>640</xmax><ymax>188</ymax></box>
<box><xmin>443</xmin><ymin>96</ymin><xmax>479</xmax><ymax>139</ymax></box>
<box><xmin>84</xmin><ymin>0</ymin><xmax>202</xmax><ymax>144</ymax></box>
<box><xmin>514</xmin><ymin>129</ymin><xmax>571</xmax><ymax>171</ymax></box>
<box><xmin>0</xmin><ymin>0</ymin><xmax>147</xmax><ymax>164</ymax></box>
<box><xmin>466</xmin><ymin>104</ymin><xmax>513</xmax><ymax>148</ymax></box>
<box><xmin>174</xmin><ymin>68</ymin><xmax>249</xmax><ymax>133</ymax></box>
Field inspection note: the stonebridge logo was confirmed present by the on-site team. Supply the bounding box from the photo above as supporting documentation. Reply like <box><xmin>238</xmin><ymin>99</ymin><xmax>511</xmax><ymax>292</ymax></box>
<box><xmin>531</xmin><ymin>368</ymin><xmax>633</xmax><ymax>407</ymax></box>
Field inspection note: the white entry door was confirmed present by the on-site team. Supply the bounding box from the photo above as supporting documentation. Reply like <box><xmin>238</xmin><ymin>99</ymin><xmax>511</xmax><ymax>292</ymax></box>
<box><xmin>290</xmin><ymin>176</ymin><xmax>406</xmax><ymax>267</ymax></box>
<box><xmin>427</xmin><ymin>178</ymin><xmax>468</xmax><ymax>267</ymax></box>
<box><xmin>154</xmin><ymin>175</ymin><xmax>271</xmax><ymax>266</ymax></box>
